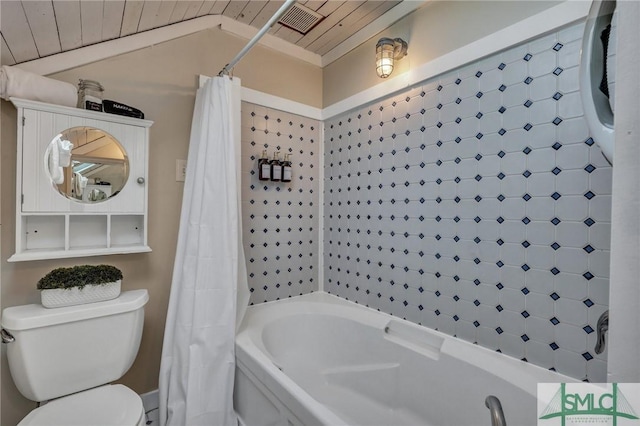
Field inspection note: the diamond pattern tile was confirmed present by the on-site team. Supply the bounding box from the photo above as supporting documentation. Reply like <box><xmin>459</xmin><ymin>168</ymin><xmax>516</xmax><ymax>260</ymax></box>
<box><xmin>322</xmin><ymin>23</ymin><xmax>610</xmax><ymax>382</ymax></box>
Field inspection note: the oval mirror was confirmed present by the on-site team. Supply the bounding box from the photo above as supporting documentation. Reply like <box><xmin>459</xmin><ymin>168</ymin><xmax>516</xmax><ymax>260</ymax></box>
<box><xmin>44</xmin><ymin>127</ymin><xmax>129</xmax><ymax>203</ymax></box>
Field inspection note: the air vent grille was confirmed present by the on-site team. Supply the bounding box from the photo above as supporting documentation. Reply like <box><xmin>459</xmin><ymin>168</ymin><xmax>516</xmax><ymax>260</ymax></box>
<box><xmin>278</xmin><ymin>3</ymin><xmax>324</xmax><ymax>34</ymax></box>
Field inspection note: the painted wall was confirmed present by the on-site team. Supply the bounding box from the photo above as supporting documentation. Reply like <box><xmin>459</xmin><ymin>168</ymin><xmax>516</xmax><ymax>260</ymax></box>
<box><xmin>323</xmin><ymin>1</ymin><xmax>564</xmax><ymax>107</ymax></box>
<box><xmin>324</xmin><ymin>21</ymin><xmax>611</xmax><ymax>381</ymax></box>
<box><xmin>0</xmin><ymin>28</ymin><xmax>321</xmax><ymax>426</ymax></box>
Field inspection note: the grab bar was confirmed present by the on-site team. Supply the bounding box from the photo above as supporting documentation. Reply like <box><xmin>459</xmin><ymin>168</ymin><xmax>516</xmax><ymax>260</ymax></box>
<box><xmin>485</xmin><ymin>395</ymin><xmax>506</xmax><ymax>426</ymax></box>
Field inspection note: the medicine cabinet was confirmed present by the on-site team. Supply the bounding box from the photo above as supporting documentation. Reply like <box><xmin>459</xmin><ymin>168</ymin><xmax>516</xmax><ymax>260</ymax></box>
<box><xmin>9</xmin><ymin>98</ymin><xmax>153</xmax><ymax>262</ymax></box>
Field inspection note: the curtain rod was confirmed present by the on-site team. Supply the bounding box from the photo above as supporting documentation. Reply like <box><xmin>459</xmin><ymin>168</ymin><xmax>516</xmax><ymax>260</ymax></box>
<box><xmin>219</xmin><ymin>0</ymin><xmax>296</xmax><ymax>76</ymax></box>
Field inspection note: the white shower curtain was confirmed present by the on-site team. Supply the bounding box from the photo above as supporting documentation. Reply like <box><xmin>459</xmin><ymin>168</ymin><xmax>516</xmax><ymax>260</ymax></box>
<box><xmin>159</xmin><ymin>76</ymin><xmax>249</xmax><ymax>426</ymax></box>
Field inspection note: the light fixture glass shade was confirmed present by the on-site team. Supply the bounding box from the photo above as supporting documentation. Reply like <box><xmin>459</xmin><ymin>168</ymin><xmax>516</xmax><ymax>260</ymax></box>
<box><xmin>376</xmin><ymin>37</ymin><xmax>408</xmax><ymax>78</ymax></box>
<box><xmin>376</xmin><ymin>38</ymin><xmax>395</xmax><ymax>78</ymax></box>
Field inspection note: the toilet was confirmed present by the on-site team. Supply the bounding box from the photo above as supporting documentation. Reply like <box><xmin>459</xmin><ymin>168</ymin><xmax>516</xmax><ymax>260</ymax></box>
<box><xmin>1</xmin><ymin>289</ymin><xmax>149</xmax><ymax>426</ymax></box>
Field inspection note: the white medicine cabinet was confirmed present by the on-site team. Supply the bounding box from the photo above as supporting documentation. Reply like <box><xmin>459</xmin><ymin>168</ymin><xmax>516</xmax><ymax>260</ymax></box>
<box><xmin>9</xmin><ymin>98</ymin><xmax>153</xmax><ymax>262</ymax></box>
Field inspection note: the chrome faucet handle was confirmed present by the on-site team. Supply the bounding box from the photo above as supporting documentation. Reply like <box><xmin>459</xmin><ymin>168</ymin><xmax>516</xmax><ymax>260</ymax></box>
<box><xmin>485</xmin><ymin>395</ymin><xmax>507</xmax><ymax>426</ymax></box>
<box><xmin>595</xmin><ymin>310</ymin><xmax>609</xmax><ymax>354</ymax></box>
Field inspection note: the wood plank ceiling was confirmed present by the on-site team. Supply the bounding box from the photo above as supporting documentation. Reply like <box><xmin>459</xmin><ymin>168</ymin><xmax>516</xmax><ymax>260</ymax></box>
<box><xmin>0</xmin><ymin>0</ymin><xmax>403</xmax><ymax>66</ymax></box>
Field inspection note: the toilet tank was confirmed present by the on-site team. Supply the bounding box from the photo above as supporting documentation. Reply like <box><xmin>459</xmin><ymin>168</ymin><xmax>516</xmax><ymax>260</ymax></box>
<box><xmin>1</xmin><ymin>289</ymin><xmax>148</xmax><ymax>402</ymax></box>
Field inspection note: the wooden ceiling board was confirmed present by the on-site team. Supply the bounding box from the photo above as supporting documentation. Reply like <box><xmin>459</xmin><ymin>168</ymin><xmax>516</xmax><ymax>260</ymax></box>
<box><xmin>252</xmin><ymin>1</ymin><xmax>285</xmax><ymax>29</ymax></box>
<box><xmin>207</xmin><ymin>0</ymin><xmax>231</xmax><ymax>16</ymax></box>
<box><xmin>183</xmin><ymin>1</ymin><xmax>207</xmax><ymax>20</ymax></box>
<box><xmin>1</xmin><ymin>35</ymin><xmax>16</xmax><ymax>65</ymax></box>
<box><xmin>0</xmin><ymin>0</ymin><xmax>411</xmax><ymax>68</ymax></box>
<box><xmin>314</xmin><ymin>0</ymin><xmax>400</xmax><ymax>55</ymax></box>
<box><xmin>297</xmin><ymin>0</ymin><xmax>364</xmax><ymax>50</ymax></box>
<box><xmin>137</xmin><ymin>1</ymin><xmax>164</xmax><ymax>32</ymax></box>
<box><xmin>0</xmin><ymin>0</ymin><xmax>40</xmax><ymax>63</ymax></box>
<box><xmin>102</xmin><ymin>1</ymin><xmax>126</xmax><ymax>40</ymax></box>
<box><xmin>235</xmin><ymin>1</ymin><xmax>269</xmax><ymax>25</ymax></box>
<box><xmin>22</xmin><ymin>1</ymin><xmax>62</xmax><ymax>57</ymax></box>
<box><xmin>168</xmin><ymin>1</ymin><xmax>191</xmax><ymax>24</ymax></box>
<box><xmin>79</xmin><ymin>0</ymin><xmax>104</xmax><ymax>45</ymax></box>
<box><xmin>52</xmin><ymin>0</ymin><xmax>83</xmax><ymax>51</ymax></box>
<box><xmin>120</xmin><ymin>1</ymin><xmax>145</xmax><ymax>36</ymax></box>
<box><xmin>222</xmin><ymin>1</ymin><xmax>250</xmax><ymax>20</ymax></box>
<box><xmin>152</xmin><ymin>1</ymin><xmax>178</xmax><ymax>28</ymax></box>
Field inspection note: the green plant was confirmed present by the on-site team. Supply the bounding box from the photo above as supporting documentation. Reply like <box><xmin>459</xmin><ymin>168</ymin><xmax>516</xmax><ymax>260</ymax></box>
<box><xmin>37</xmin><ymin>265</ymin><xmax>123</xmax><ymax>290</ymax></box>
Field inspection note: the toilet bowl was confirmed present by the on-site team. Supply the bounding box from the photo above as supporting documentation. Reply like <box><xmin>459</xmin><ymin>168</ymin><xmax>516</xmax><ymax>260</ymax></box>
<box><xmin>2</xmin><ymin>290</ymin><xmax>149</xmax><ymax>425</ymax></box>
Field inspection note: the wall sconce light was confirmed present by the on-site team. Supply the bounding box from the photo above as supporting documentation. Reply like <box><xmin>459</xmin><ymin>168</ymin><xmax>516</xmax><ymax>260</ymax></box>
<box><xmin>376</xmin><ymin>37</ymin><xmax>408</xmax><ymax>78</ymax></box>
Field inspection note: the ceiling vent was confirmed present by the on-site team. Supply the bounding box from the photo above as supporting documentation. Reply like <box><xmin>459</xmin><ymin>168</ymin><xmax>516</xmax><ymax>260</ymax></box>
<box><xmin>278</xmin><ymin>3</ymin><xmax>324</xmax><ymax>35</ymax></box>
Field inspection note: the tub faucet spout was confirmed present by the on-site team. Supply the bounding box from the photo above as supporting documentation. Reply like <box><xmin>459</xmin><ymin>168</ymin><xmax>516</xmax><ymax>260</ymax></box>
<box><xmin>595</xmin><ymin>310</ymin><xmax>609</xmax><ymax>354</ymax></box>
<box><xmin>485</xmin><ymin>395</ymin><xmax>506</xmax><ymax>426</ymax></box>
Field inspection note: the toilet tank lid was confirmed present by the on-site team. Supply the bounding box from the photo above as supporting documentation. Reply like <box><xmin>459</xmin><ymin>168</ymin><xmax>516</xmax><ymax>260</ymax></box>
<box><xmin>2</xmin><ymin>289</ymin><xmax>148</xmax><ymax>331</ymax></box>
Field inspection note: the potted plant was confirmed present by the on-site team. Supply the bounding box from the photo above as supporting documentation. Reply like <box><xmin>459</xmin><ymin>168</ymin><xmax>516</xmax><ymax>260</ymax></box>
<box><xmin>37</xmin><ymin>264</ymin><xmax>123</xmax><ymax>308</ymax></box>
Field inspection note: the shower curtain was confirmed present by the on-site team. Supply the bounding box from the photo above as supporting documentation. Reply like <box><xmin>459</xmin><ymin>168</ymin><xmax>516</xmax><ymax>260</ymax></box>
<box><xmin>159</xmin><ymin>76</ymin><xmax>249</xmax><ymax>426</ymax></box>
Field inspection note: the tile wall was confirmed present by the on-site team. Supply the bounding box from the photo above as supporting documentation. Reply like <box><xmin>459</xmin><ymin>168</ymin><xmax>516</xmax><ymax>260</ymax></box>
<box><xmin>323</xmin><ymin>22</ymin><xmax>611</xmax><ymax>381</ymax></box>
<box><xmin>241</xmin><ymin>102</ymin><xmax>320</xmax><ymax>304</ymax></box>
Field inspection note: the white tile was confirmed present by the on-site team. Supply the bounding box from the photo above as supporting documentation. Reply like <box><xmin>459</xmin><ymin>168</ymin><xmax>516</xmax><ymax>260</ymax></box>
<box><xmin>529</xmin><ymin>32</ymin><xmax>558</xmax><ymax>54</ymax></box>
<box><xmin>527</xmin><ymin>124</ymin><xmax>556</xmax><ymax>149</ymax></box>
<box><xmin>500</xmin><ymin>265</ymin><xmax>525</xmax><ymax>289</ymax></box>
<box><xmin>477</xmin><ymin>326</ymin><xmax>501</xmax><ymax>350</ymax></box>
<box><xmin>555</xmin><ymin>296</ymin><xmax>588</xmax><ymax>329</ymax></box>
<box><xmin>558</xmin><ymin>22</ymin><xmax>585</xmax><ymax>44</ymax></box>
<box><xmin>458</xmin><ymin>76</ymin><xmax>479</xmax><ymax>99</ymax></box>
<box><xmin>528</xmin><ymin>50</ymin><xmax>557</xmax><ymax>78</ymax></box>
<box><xmin>502</xmin><ymin>84</ymin><xmax>529</xmax><ymax>109</ymax></box>
<box><xmin>589</xmin><ymin>223</ymin><xmax>611</xmax><ymax>250</ymax></box>
<box><xmin>527</xmin><ymin>244</ymin><xmax>555</xmax><ymax>270</ymax></box>
<box><xmin>500</xmin><ymin>243</ymin><xmax>526</xmax><ymax>266</ymax></box>
<box><xmin>501</xmin><ymin>60</ymin><xmax>528</xmax><ymax>86</ymax></box>
<box><xmin>556</xmin><ymin>222</ymin><xmax>589</xmax><ymax>248</ymax></box>
<box><xmin>589</xmin><ymin>146</ymin><xmax>611</xmax><ymax>168</ymax></box>
<box><xmin>555</xmin><ymin>196</ymin><xmax>589</xmax><ymax>221</ymax></box>
<box><xmin>586</xmin><ymin>359</ymin><xmax>607</xmax><ymax>383</ymax></box>
<box><xmin>554</xmin><ymin>348</ymin><xmax>587</xmax><ymax>380</ymax></box>
<box><xmin>525</xmin><ymin>268</ymin><xmax>555</xmax><ymax>295</ymax></box>
<box><xmin>479</xmin><ymin>68</ymin><xmax>503</xmax><ymax>93</ymax></box>
<box><xmin>501</xmin><ymin>152</ymin><xmax>527</xmax><ymax>175</ymax></box>
<box><xmin>556</xmin><ymin>143</ymin><xmax>589</xmax><ymax>170</ymax></box>
<box><xmin>526</xmin><ymin>197</ymin><xmax>555</xmax><ymax>221</ymax></box>
<box><xmin>588</xmin><ymin>250</ymin><xmax>609</xmax><ymax>278</ymax></box>
<box><xmin>588</xmin><ymin>167</ymin><xmax>612</xmax><ymax>195</ymax></box>
<box><xmin>558</xmin><ymin>65</ymin><xmax>580</xmax><ymax>93</ymax></box>
<box><xmin>501</xmin><ymin>175</ymin><xmax>527</xmax><ymax>197</ymax></box>
<box><xmin>589</xmin><ymin>195</ymin><xmax>612</xmax><ymax>223</ymax></box>
<box><xmin>455</xmin><ymin>320</ymin><xmax>477</xmax><ymax>344</ymax></box>
<box><xmin>530</xmin><ymin>99</ymin><xmax>558</xmax><ymax>125</ymax></box>
<box><xmin>525</xmin><ymin>315</ymin><xmax>555</xmax><ymax>343</ymax></box>
<box><xmin>527</xmin><ymin>290</ymin><xmax>555</xmax><ymax>318</ymax></box>
<box><xmin>502</xmin><ymin>197</ymin><xmax>526</xmax><ymax>218</ymax></box>
<box><xmin>587</xmin><ymin>278</ymin><xmax>609</xmax><ymax>306</ymax></box>
<box><xmin>554</xmin><ymin>272</ymin><xmax>588</xmax><ymax>300</ymax></box>
<box><xmin>556</xmin><ymin>169</ymin><xmax>589</xmax><ymax>195</ymax></box>
<box><xmin>555</xmin><ymin>246</ymin><xmax>589</xmax><ymax>274</ymax></box>
<box><xmin>526</xmin><ymin>221</ymin><xmax>555</xmax><ymax>245</ymax></box>
<box><xmin>558</xmin><ymin>91</ymin><xmax>583</xmax><ymax>119</ymax></box>
<box><xmin>530</xmin><ymin>75</ymin><xmax>557</xmax><ymax>101</ymax></box>
<box><xmin>499</xmin><ymin>332</ymin><xmax>526</xmax><ymax>359</ymax></box>
<box><xmin>525</xmin><ymin>172</ymin><xmax>555</xmax><ymax>197</ymax></box>
<box><xmin>480</xmin><ymin>89</ymin><xmax>503</xmax><ymax>111</ymax></box>
<box><xmin>501</xmin><ymin>43</ymin><xmax>530</xmax><ymax>64</ymax></box>
<box><xmin>526</xmin><ymin>340</ymin><xmax>556</xmax><ymax>370</ymax></box>
<box><xmin>555</xmin><ymin>323</ymin><xmax>587</xmax><ymax>353</ymax></box>
<box><xmin>502</xmin><ymin>287</ymin><xmax>526</xmax><ymax>312</ymax></box>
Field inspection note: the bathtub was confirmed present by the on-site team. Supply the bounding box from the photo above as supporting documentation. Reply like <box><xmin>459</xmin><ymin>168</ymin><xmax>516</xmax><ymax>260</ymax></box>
<box><xmin>234</xmin><ymin>292</ymin><xmax>574</xmax><ymax>426</ymax></box>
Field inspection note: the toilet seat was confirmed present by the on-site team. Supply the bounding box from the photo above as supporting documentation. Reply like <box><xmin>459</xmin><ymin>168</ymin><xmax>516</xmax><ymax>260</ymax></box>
<box><xmin>18</xmin><ymin>384</ymin><xmax>145</xmax><ymax>426</ymax></box>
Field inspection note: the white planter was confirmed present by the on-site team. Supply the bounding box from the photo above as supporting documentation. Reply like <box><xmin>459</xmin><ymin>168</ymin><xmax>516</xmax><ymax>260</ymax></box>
<box><xmin>41</xmin><ymin>280</ymin><xmax>121</xmax><ymax>308</ymax></box>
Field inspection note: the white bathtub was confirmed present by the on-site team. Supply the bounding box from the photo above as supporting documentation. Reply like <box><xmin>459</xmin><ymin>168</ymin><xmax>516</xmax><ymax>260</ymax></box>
<box><xmin>234</xmin><ymin>292</ymin><xmax>574</xmax><ymax>426</ymax></box>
